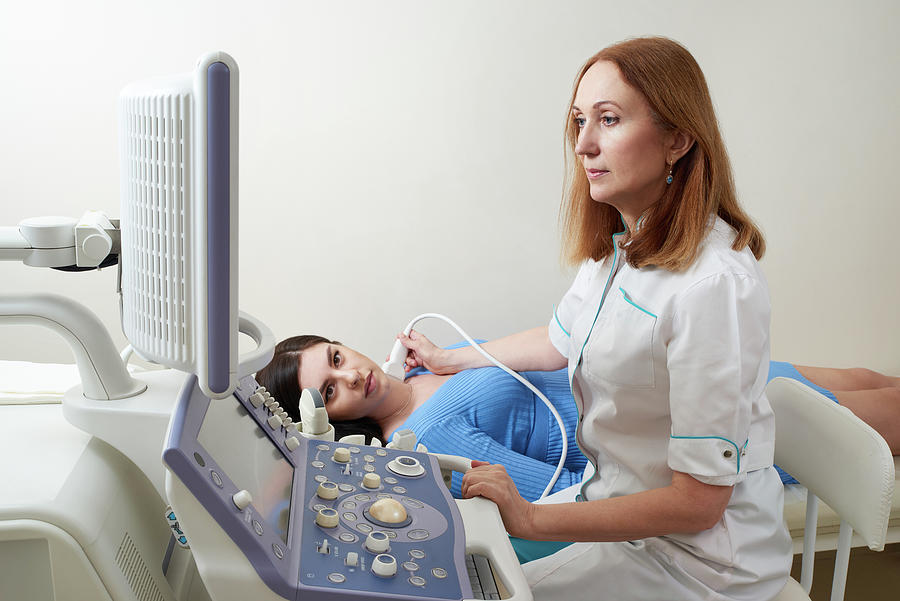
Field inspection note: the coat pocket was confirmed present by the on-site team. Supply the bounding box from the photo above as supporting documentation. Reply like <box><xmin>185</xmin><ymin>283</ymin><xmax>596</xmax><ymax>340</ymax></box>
<box><xmin>583</xmin><ymin>287</ymin><xmax>657</xmax><ymax>389</ymax></box>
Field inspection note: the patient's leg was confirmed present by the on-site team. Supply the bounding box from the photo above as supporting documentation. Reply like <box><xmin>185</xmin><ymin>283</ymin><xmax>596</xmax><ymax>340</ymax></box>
<box><xmin>830</xmin><ymin>388</ymin><xmax>900</xmax><ymax>454</ymax></box>
<box><xmin>793</xmin><ymin>365</ymin><xmax>900</xmax><ymax>392</ymax></box>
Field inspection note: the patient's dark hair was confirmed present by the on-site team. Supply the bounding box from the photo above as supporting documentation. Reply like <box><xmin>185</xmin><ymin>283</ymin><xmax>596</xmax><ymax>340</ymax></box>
<box><xmin>254</xmin><ymin>335</ymin><xmax>385</xmax><ymax>445</ymax></box>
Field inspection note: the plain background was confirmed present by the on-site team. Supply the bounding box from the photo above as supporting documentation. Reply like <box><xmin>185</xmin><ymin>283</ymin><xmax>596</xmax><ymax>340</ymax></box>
<box><xmin>1</xmin><ymin>0</ymin><xmax>897</xmax><ymax>375</ymax></box>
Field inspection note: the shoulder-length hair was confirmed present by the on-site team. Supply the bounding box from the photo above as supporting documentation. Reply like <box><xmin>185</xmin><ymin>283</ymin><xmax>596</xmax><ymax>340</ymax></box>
<box><xmin>560</xmin><ymin>36</ymin><xmax>764</xmax><ymax>270</ymax></box>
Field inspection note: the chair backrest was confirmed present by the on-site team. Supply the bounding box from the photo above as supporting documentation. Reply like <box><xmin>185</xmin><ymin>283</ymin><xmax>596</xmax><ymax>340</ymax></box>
<box><xmin>767</xmin><ymin>377</ymin><xmax>895</xmax><ymax>601</ymax></box>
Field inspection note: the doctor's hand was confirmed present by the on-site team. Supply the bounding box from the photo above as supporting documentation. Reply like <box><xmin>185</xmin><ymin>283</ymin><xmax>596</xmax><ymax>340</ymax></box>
<box><xmin>461</xmin><ymin>461</ymin><xmax>535</xmax><ymax>539</ymax></box>
<box><xmin>397</xmin><ymin>330</ymin><xmax>459</xmax><ymax>375</ymax></box>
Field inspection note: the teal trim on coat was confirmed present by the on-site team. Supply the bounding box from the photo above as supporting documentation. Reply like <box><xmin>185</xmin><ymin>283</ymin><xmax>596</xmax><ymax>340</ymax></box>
<box><xmin>618</xmin><ymin>287</ymin><xmax>657</xmax><ymax>318</ymax></box>
<box><xmin>670</xmin><ymin>434</ymin><xmax>746</xmax><ymax>474</ymax></box>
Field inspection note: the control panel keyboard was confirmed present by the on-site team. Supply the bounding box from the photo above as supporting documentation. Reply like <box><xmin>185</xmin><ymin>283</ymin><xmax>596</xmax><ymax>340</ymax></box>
<box><xmin>467</xmin><ymin>554</ymin><xmax>504</xmax><ymax>600</ymax></box>
<box><xmin>298</xmin><ymin>437</ymin><xmax>471</xmax><ymax>599</ymax></box>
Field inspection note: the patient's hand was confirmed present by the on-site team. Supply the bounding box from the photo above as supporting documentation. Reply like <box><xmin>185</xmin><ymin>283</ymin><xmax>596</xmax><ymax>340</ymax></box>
<box><xmin>398</xmin><ymin>330</ymin><xmax>459</xmax><ymax>375</ymax></box>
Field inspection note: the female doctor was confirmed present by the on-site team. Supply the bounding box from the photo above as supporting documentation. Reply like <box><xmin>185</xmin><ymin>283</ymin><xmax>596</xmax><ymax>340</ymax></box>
<box><xmin>399</xmin><ymin>37</ymin><xmax>792</xmax><ymax>600</ymax></box>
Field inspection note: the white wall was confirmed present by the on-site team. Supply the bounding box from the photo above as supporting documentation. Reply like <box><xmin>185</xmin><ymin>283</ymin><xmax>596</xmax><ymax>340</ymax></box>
<box><xmin>1</xmin><ymin>0</ymin><xmax>897</xmax><ymax>374</ymax></box>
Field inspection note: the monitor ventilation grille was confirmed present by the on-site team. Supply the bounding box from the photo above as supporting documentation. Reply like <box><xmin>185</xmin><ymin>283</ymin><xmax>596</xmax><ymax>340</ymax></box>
<box><xmin>115</xmin><ymin>533</ymin><xmax>165</xmax><ymax>601</ymax></box>
<box><xmin>119</xmin><ymin>93</ymin><xmax>193</xmax><ymax>370</ymax></box>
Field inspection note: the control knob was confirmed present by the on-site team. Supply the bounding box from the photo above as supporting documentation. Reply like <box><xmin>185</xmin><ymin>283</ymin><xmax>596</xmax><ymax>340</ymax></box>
<box><xmin>365</xmin><ymin>530</ymin><xmax>390</xmax><ymax>553</ymax></box>
<box><xmin>316</xmin><ymin>508</ymin><xmax>339</xmax><ymax>528</ymax></box>
<box><xmin>317</xmin><ymin>481</ymin><xmax>339</xmax><ymax>500</ymax></box>
<box><xmin>372</xmin><ymin>553</ymin><xmax>397</xmax><ymax>577</ymax></box>
<box><xmin>232</xmin><ymin>490</ymin><xmax>252</xmax><ymax>510</ymax></box>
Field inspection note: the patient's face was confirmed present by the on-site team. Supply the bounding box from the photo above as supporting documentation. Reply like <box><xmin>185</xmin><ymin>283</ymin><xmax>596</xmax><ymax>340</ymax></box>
<box><xmin>296</xmin><ymin>342</ymin><xmax>391</xmax><ymax>421</ymax></box>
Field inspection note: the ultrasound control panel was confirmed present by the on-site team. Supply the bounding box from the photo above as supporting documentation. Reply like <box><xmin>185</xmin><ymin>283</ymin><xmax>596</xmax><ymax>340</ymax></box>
<box><xmin>163</xmin><ymin>373</ymin><xmax>474</xmax><ymax>601</ymax></box>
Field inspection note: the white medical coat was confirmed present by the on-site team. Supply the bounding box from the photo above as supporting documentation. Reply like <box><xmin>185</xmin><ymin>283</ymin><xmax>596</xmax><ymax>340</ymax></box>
<box><xmin>529</xmin><ymin>217</ymin><xmax>792</xmax><ymax>601</ymax></box>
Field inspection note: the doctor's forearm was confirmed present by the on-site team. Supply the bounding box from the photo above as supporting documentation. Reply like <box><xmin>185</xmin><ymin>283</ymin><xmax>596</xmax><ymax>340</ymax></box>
<box><xmin>524</xmin><ymin>473</ymin><xmax>732</xmax><ymax>542</ymax></box>
<box><xmin>453</xmin><ymin>326</ymin><xmax>567</xmax><ymax>372</ymax></box>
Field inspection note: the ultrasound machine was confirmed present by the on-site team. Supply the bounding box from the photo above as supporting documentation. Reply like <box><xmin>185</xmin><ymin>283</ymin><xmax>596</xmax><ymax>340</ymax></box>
<box><xmin>0</xmin><ymin>52</ymin><xmax>530</xmax><ymax>601</ymax></box>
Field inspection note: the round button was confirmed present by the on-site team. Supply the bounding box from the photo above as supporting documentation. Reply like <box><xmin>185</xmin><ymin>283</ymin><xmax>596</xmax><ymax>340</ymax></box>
<box><xmin>327</xmin><ymin>573</ymin><xmax>346</xmax><ymax>583</ymax></box>
<box><xmin>350</xmin><ymin>447</ymin><xmax>361</xmax><ymax>454</ymax></box>
<box><xmin>339</xmin><ymin>532</ymin><xmax>357</xmax><ymax>543</ymax></box>
<box><xmin>364</xmin><ymin>464</ymin><xmax>375</xmax><ymax>472</ymax></box>
<box><xmin>403</xmin><ymin>497</ymin><xmax>424</xmax><ymax>509</ymax></box>
<box><xmin>338</xmin><ymin>484</ymin><xmax>355</xmax><ymax>492</ymax></box>
<box><xmin>342</xmin><ymin>512</ymin><xmax>358</xmax><ymax>521</ymax></box>
<box><xmin>392</xmin><ymin>486</ymin><xmax>407</xmax><ymax>494</ymax></box>
<box><xmin>387</xmin><ymin>456</ymin><xmax>425</xmax><ymax>477</ymax></box>
<box><xmin>377</xmin><ymin>493</ymin><xmax>392</xmax><ymax>499</ymax></box>
<box><xmin>372</xmin><ymin>554</ymin><xmax>397</xmax><ymax>577</ymax></box>
<box><xmin>317</xmin><ymin>444</ymin><xmax>330</xmax><ymax>451</ymax></box>
<box><xmin>356</xmin><ymin>523</ymin><xmax>373</xmax><ymax>533</ymax></box>
<box><xmin>363</xmin><ymin>473</ymin><xmax>382</xmax><ymax>489</ymax></box>
<box><xmin>368</xmin><ymin>498</ymin><xmax>408</xmax><ymax>524</ymax></box>
<box><xmin>333</xmin><ymin>447</ymin><xmax>351</xmax><ymax>463</ymax></box>
<box><xmin>384</xmin><ymin>476</ymin><xmax>398</xmax><ymax>485</ymax></box>
<box><xmin>343</xmin><ymin>501</ymin><xmax>358</xmax><ymax>509</ymax></box>
<box><xmin>317</xmin><ymin>481</ymin><xmax>339</xmax><ymax>500</ymax></box>
<box><xmin>432</xmin><ymin>567</ymin><xmax>447</xmax><ymax>579</ymax></box>
<box><xmin>407</xmin><ymin>529</ymin><xmax>429</xmax><ymax>541</ymax></box>
<box><xmin>311</xmin><ymin>461</ymin><xmax>325</xmax><ymax>469</ymax></box>
<box><xmin>313</xmin><ymin>503</ymin><xmax>327</xmax><ymax>512</ymax></box>
<box><xmin>376</xmin><ymin>449</ymin><xmax>388</xmax><ymax>456</ymax></box>
<box><xmin>364</xmin><ymin>455</ymin><xmax>375</xmax><ymax>463</ymax></box>
<box><xmin>316</xmin><ymin>508</ymin><xmax>339</xmax><ymax>528</ymax></box>
<box><xmin>409</xmin><ymin>549</ymin><xmax>426</xmax><ymax>559</ymax></box>
<box><xmin>272</xmin><ymin>544</ymin><xmax>284</xmax><ymax>559</ymax></box>
<box><xmin>355</xmin><ymin>494</ymin><xmax>372</xmax><ymax>502</ymax></box>
<box><xmin>365</xmin><ymin>531</ymin><xmax>390</xmax><ymax>553</ymax></box>
<box><xmin>253</xmin><ymin>520</ymin><xmax>264</xmax><ymax>535</ymax></box>
<box><xmin>385</xmin><ymin>531</ymin><xmax>397</xmax><ymax>539</ymax></box>
<box><xmin>403</xmin><ymin>561</ymin><xmax>419</xmax><ymax>571</ymax></box>
<box><xmin>314</xmin><ymin>475</ymin><xmax>328</xmax><ymax>483</ymax></box>
<box><xmin>409</xmin><ymin>576</ymin><xmax>426</xmax><ymax>587</ymax></box>
<box><xmin>210</xmin><ymin>470</ymin><xmax>223</xmax><ymax>488</ymax></box>
<box><xmin>723</xmin><ymin>449</ymin><xmax>734</xmax><ymax>458</ymax></box>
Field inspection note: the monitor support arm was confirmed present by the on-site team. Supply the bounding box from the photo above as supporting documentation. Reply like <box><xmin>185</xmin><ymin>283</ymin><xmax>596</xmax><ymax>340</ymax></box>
<box><xmin>0</xmin><ymin>211</ymin><xmax>120</xmax><ymax>269</ymax></box>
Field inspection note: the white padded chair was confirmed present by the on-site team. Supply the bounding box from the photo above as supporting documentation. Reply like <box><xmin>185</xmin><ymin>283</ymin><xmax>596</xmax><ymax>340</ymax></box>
<box><xmin>767</xmin><ymin>377</ymin><xmax>895</xmax><ymax>601</ymax></box>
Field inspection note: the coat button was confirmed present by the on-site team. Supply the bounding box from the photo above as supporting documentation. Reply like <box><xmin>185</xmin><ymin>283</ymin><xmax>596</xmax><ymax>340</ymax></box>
<box><xmin>723</xmin><ymin>450</ymin><xmax>733</xmax><ymax>458</ymax></box>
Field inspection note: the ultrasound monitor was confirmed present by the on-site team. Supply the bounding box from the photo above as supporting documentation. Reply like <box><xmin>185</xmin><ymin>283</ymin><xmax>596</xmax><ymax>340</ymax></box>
<box><xmin>197</xmin><ymin>400</ymin><xmax>294</xmax><ymax>543</ymax></box>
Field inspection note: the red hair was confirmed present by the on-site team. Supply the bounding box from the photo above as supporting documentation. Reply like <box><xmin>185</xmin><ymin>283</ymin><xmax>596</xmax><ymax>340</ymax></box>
<box><xmin>560</xmin><ymin>37</ymin><xmax>764</xmax><ymax>270</ymax></box>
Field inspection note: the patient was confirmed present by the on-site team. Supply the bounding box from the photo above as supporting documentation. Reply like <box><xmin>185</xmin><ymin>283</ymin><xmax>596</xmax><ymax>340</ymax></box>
<box><xmin>255</xmin><ymin>335</ymin><xmax>587</xmax><ymax>502</ymax></box>
<box><xmin>255</xmin><ymin>334</ymin><xmax>900</xmax><ymax>496</ymax></box>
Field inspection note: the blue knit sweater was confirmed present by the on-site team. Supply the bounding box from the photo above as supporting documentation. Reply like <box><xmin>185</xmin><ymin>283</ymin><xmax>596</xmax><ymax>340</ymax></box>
<box><xmin>393</xmin><ymin>367</ymin><xmax>587</xmax><ymax>502</ymax></box>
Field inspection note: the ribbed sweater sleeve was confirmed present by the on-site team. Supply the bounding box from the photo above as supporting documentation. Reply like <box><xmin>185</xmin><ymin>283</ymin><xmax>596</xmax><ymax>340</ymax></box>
<box><xmin>436</xmin><ymin>415</ymin><xmax>585</xmax><ymax>502</ymax></box>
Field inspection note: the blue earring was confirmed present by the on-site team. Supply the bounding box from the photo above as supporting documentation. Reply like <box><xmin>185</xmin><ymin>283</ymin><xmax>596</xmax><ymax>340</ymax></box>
<box><xmin>665</xmin><ymin>163</ymin><xmax>673</xmax><ymax>185</ymax></box>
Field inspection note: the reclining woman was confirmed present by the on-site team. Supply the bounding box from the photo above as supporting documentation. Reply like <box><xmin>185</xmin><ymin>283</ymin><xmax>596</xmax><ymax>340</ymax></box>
<box><xmin>255</xmin><ymin>334</ymin><xmax>588</xmax><ymax>502</ymax></box>
<box><xmin>255</xmin><ymin>333</ymin><xmax>900</xmax><ymax>498</ymax></box>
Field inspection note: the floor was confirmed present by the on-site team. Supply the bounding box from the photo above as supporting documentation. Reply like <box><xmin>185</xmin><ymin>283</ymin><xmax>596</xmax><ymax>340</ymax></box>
<box><xmin>791</xmin><ymin>543</ymin><xmax>900</xmax><ymax>600</ymax></box>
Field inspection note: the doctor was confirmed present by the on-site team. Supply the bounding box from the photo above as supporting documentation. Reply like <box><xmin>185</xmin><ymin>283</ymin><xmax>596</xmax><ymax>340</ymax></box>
<box><xmin>399</xmin><ymin>37</ymin><xmax>792</xmax><ymax>600</ymax></box>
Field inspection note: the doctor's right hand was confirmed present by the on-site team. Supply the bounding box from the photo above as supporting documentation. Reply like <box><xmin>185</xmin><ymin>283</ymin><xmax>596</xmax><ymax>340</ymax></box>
<box><xmin>397</xmin><ymin>330</ymin><xmax>461</xmax><ymax>375</ymax></box>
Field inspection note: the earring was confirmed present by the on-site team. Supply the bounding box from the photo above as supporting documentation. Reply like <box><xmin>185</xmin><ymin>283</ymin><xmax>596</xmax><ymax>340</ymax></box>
<box><xmin>665</xmin><ymin>162</ymin><xmax>673</xmax><ymax>185</ymax></box>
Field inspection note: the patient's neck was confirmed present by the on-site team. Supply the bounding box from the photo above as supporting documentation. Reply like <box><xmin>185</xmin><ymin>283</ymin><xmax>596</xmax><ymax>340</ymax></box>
<box><xmin>377</xmin><ymin>372</ymin><xmax>450</xmax><ymax>440</ymax></box>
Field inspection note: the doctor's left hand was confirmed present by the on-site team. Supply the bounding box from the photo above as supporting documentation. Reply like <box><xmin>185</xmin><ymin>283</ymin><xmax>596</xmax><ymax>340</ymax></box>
<box><xmin>461</xmin><ymin>461</ymin><xmax>535</xmax><ymax>538</ymax></box>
